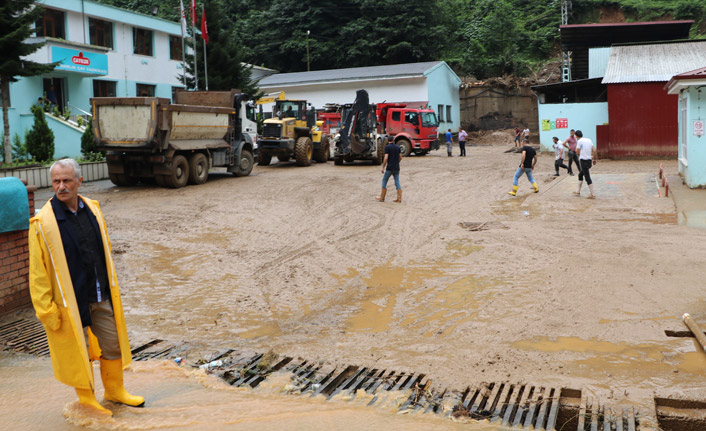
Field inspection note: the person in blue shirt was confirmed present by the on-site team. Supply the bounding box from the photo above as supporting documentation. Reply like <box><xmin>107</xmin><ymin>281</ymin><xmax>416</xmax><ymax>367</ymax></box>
<box><xmin>376</xmin><ymin>139</ymin><xmax>403</xmax><ymax>203</ymax></box>
<box><xmin>445</xmin><ymin>129</ymin><xmax>453</xmax><ymax>157</ymax></box>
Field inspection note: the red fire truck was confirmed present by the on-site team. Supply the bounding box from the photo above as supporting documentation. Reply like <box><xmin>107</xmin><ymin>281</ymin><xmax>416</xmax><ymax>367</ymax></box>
<box><xmin>319</xmin><ymin>111</ymin><xmax>342</xmax><ymax>135</ymax></box>
<box><xmin>376</xmin><ymin>103</ymin><xmax>440</xmax><ymax>157</ymax></box>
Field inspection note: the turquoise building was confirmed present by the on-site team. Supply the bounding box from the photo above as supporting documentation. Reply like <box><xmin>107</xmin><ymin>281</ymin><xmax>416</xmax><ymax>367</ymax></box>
<box><xmin>4</xmin><ymin>0</ymin><xmax>187</xmax><ymax>159</ymax></box>
<box><xmin>666</xmin><ymin>67</ymin><xmax>706</xmax><ymax>188</ymax></box>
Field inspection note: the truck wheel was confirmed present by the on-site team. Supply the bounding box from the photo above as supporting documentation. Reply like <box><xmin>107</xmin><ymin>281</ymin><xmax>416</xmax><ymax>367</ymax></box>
<box><xmin>165</xmin><ymin>155</ymin><xmax>189</xmax><ymax>188</ymax></box>
<box><xmin>372</xmin><ymin>137</ymin><xmax>386</xmax><ymax>165</ymax></box>
<box><xmin>258</xmin><ymin>152</ymin><xmax>271</xmax><ymax>166</ymax></box>
<box><xmin>397</xmin><ymin>139</ymin><xmax>412</xmax><ymax>157</ymax></box>
<box><xmin>188</xmin><ymin>153</ymin><xmax>209</xmax><ymax>185</ymax></box>
<box><xmin>334</xmin><ymin>156</ymin><xmax>343</xmax><ymax>165</ymax></box>
<box><xmin>295</xmin><ymin>136</ymin><xmax>313</xmax><ymax>166</ymax></box>
<box><xmin>234</xmin><ymin>150</ymin><xmax>254</xmax><ymax>177</ymax></box>
<box><xmin>109</xmin><ymin>173</ymin><xmax>138</xmax><ymax>187</ymax></box>
<box><xmin>313</xmin><ymin>136</ymin><xmax>329</xmax><ymax>163</ymax></box>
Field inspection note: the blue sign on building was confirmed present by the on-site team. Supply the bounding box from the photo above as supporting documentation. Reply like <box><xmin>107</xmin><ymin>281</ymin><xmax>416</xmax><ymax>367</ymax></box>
<box><xmin>52</xmin><ymin>47</ymin><xmax>108</xmax><ymax>75</ymax></box>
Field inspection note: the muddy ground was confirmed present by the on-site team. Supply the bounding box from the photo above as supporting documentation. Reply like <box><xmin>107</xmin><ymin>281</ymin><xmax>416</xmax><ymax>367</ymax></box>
<box><xmin>25</xmin><ymin>130</ymin><xmax>706</xmax><ymax>416</ymax></box>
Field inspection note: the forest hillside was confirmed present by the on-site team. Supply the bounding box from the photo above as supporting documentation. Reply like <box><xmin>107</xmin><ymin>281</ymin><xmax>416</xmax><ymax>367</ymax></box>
<box><xmin>94</xmin><ymin>0</ymin><xmax>706</xmax><ymax>89</ymax></box>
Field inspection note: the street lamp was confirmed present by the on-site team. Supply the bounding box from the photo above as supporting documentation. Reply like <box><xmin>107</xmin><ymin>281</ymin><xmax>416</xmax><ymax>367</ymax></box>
<box><xmin>306</xmin><ymin>30</ymin><xmax>310</xmax><ymax>72</ymax></box>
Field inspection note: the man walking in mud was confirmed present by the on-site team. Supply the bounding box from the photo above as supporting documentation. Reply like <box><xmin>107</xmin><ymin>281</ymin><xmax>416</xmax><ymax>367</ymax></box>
<box><xmin>562</xmin><ymin>129</ymin><xmax>580</xmax><ymax>176</ymax></box>
<box><xmin>445</xmin><ymin>129</ymin><xmax>453</xmax><ymax>157</ymax></box>
<box><xmin>508</xmin><ymin>143</ymin><xmax>539</xmax><ymax>196</ymax></box>
<box><xmin>377</xmin><ymin>138</ymin><xmax>403</xmax><ymax>202</ymax></box>
<box><xmin>29</xmin><ymin>159</ymin><xmax>144</xmax><ymax>416</ymax></box>
<box><xmin>573</xmin><ymin>130</ymin><xmax>597</xmax><ymax>199</ymax></box>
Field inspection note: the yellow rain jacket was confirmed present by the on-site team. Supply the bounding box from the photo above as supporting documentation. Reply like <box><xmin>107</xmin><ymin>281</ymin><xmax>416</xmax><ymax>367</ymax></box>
<box><xmin>29</xmin><ymin>196</ymin><xmax>132</xmax><ymax>390</ymax></box>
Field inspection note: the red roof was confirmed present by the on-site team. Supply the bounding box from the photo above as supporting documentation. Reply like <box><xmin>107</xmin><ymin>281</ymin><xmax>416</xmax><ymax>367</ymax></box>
<box><xmin>560</xmin><ymin>20</ymin><xmax>694</xmax><ymax>29</ymax></box>
<box><xmin>672</xmin><ymin>66</ymin><xmax>706</xmax><ymax>80</ymax></box>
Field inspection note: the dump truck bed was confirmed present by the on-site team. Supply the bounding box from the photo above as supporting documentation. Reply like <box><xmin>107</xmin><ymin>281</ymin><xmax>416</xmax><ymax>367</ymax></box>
<box><xmin>92</xmin><ymin>97</ymin><xmax>234</xmax><ymax>151</ymax></box>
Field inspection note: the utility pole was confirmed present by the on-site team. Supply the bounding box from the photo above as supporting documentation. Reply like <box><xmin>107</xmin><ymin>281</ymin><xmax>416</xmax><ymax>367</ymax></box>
<box><xmin>561</xmin><ymin>0</ymin><xmax>572</xmax><ymax>82</ymax></box>
<box><xmin>306</xmin><ymin>30</ymin><xmax>310</xmax><ymax>72</ymax></box>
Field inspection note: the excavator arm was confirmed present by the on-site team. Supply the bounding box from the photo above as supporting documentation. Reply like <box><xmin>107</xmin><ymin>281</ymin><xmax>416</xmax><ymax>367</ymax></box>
<box><xmin>339</xmin><ymin>89</ymin><xmax>373</xmax><ymax>155</ymax></box>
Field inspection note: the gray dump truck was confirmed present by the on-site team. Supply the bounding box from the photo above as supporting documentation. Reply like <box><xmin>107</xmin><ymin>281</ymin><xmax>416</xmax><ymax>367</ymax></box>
<box><xmin>92</xmin><ymin>89</ymin><xmax>256</xmax><ymax>188</ymax></box>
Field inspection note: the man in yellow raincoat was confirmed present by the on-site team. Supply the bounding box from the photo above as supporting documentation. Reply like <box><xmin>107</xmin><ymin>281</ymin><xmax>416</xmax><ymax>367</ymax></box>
<box><xmin>29</xmin><ymin>159</ymin><xmax>144</xmax><ymax>416</ymax></box>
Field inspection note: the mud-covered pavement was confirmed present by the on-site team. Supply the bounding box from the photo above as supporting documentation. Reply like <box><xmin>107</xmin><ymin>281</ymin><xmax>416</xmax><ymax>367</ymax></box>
<box><xmin>24</xmin><ymin>132</ymin><xmax>706</xmax><ymax>418</ymax></box>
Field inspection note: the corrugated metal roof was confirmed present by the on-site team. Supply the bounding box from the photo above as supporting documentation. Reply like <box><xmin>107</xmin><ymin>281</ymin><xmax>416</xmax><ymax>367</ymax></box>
<box><xmin>602</xmin><ymin>40</ymin><xmax>706</xmax><ymax>84</ymax></box>
<box><xmin>259</xmin><ymin>61</ymin><xmax>446</xmax><ymax>87</ymax></box>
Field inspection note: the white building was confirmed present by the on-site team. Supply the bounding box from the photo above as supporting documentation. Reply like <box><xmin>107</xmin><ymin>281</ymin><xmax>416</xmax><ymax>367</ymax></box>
<box><xmin>258</xmin><ymin>61</ymin><xmax>462</xmax><ymax>131</ymax></box>
<box><xmin>4</xmin><ymin>0</ymin><xmax>188</xmax><ymax>158</ymax></box>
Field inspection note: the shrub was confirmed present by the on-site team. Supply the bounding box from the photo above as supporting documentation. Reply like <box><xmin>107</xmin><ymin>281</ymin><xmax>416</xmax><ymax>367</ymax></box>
<box><xmin>25</xmin><ymin>104</ymin><xmax>55</xmax><ymax>162</ymax></box>
<box><xmin>81</xmin><ymin>117</ymin><xmax>100</xmax><ymax>156</ymax></box>
<box><xmin>11</xmin><ymin>133</ymin><xmax>30</xmax><ymax>161</ymax></box>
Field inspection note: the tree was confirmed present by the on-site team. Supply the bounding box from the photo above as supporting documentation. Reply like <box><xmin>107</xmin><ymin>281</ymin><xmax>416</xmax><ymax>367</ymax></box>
<box><xmin>0</xmin><ymin>1</ymin><xmax>57</xmax><ymax>164</ymax></box>
<box><xmin>25</xmin><ymin>104</ymin><xmax>54</xmax><ymax>162</ymax></box>
<box><xmin>181</xmin><ymin>1</ymin><xmax>258</xmax><ymax>96</ymax></box>
<box><xmin>81</xmin><ymin>118</ymin><xmax>99</xmax><ymax>156</ymax></box>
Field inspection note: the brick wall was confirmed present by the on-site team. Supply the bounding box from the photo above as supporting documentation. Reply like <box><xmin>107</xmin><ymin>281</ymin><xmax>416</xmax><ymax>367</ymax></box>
<box><xmin>0</xmin><ymin>181</ymin><xmax>37</xmax><ymax>314</ymax></box>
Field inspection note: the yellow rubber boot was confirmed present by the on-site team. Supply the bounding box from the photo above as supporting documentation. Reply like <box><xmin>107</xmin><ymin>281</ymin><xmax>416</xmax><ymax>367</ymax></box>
<box><xmin>508</xmin><ymin>185</ymin><xmax>518</xmax><ymax>196</ymax></box>
<box><xmin>393</xmin><ymin>189</ymin><xmax>402</xmax><ymax>203</ymax></box>
<box><xmin>76</xmin><ymin>388</ymin><xmax>113</xmax><ymax>416</ymax></box>
<box><xmin>100</xmin><ymin>359</ymin><xmax>145</xmax><ymax>407</ymax></box>
<box><xmin>532</xmin><ymin>182</ymin><xmax>539</xmax><ymax>193</ymax></box>
<box><xmin>376</xmin><ymin>188</ymin><xmax>387</xmax><ymax>202</ymax></box>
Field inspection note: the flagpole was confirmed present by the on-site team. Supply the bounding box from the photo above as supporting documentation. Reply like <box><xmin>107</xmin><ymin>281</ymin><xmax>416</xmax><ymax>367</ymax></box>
<box><xmin>192</xmin><ymin>23</ymin><xmax>198</xmax><ymax>90</ymax></box>
<box><xmin>179</xmin><ymin>0</ymin><xmax>187</xmax><ymax>87</ymax></box>
<box><xmin>180</xmin><ymin>39</ymin><xmax>187</xmax><ymax>87</ymax></box>
<box><xmin>203</xmin><ymin>38</ymin><xmax>208</xmax><ymax>91</ymax></box>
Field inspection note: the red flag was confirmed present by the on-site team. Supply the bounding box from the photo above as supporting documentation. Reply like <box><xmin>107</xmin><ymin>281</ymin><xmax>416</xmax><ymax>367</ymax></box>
<box><xmin>190</xmin><ymin>0</ymin><xmax>197</xmax><ymax>26</ymax></box>
<box><xmin>201</xmin><ymin>6</ymin><xmax>209</xmax><ymax>45</ymax></box>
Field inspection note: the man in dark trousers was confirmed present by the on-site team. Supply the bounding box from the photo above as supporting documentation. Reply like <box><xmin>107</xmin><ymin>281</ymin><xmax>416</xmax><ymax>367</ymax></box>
<box><xmin>377</xmin><ymin>138</ymin><xmax>403</xmax><ymax>203</ymax></box>
<box><xmin>508</xmin><ymin>144</ymin><xmax>539</xmax><ymax>196</ymax></box>
<box><xmin>29</xmin><ymin>159</ymin><xmax>144</xmax><ymax>416</ymax></box>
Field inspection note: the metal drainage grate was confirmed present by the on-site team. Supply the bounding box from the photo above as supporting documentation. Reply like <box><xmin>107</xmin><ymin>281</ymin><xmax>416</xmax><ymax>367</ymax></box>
<box><xmin>212</xmin><ymin>352</ymin><xmax>641</xmax><ymax>431</ymax></box>
<box><xmin>0</xmin><ymin>318</ymin><xmax>49</xmax><ymax>356</ymax></box>
<box><xmin>655</xmin><ymin>397</ymin><xmax>706</xmax><ymax>431</ymax></box>
<box><xmin>0</xmin><ymin>317</ymin><xmax>175</xmax><ymax>361</ymax></box>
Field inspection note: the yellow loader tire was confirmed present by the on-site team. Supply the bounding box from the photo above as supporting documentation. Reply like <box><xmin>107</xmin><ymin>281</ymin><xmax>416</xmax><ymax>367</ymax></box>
<box><xmin>295</xmin><ymin>137</ymin><xmax>313</xmax><ymax>167</ymax></box>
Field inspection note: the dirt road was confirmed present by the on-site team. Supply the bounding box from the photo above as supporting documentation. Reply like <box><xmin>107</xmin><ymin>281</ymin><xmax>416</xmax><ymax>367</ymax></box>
<box><xmin>33</xmin><ymin>131</ymin><xmax>706</xmax><ymax>413</ymax></box>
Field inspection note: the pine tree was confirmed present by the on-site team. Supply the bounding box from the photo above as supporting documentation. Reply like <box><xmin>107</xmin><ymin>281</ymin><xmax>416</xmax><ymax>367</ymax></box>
<box><xmin>0</xmin><ymin>1</ymin><xmax>57</xmax><ymax>164</ymax></box>
<box><xmin>25</xmin><ymin>105</ymin><xmax>55</xmax><ymax>162</ymax></box>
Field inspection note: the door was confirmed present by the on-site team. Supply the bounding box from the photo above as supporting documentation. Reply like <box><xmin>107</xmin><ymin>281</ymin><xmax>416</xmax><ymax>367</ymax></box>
<box><xmin>43</xmin><ymin>77</ymin><xmax>66</xmax><ymax>111</ymax></box>
<box><xmin>681</xmin><ymin>96</ymin><xmax>688</xmax><ymax>162</ymax></box>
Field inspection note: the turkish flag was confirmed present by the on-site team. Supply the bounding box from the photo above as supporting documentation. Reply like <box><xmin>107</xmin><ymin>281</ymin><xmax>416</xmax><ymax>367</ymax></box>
<box><xmin>201</xmin><ymin>6</ymin><xmax>209</xmax><ymax>45</ymax></box>
<box><xmin>190</xmin><ymin>0</ymin><xmax>197</xmax><ymax>26</ymax></box>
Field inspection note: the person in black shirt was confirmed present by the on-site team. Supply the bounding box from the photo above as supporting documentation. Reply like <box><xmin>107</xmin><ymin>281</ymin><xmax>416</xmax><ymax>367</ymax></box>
<box><xmin>377</xmin><ymin>139</ymin><xmax>403</xmax><ymax>202</ymax></box>
<box><xmin>508</xmin><ymin>145</ymin><xmax>539</xmax><ymax>196</ymax></box>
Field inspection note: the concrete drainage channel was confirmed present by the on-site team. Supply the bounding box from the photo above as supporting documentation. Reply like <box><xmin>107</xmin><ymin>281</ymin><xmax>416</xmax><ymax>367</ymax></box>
<box><xmin>2</xmin><ymin>317</ymin><xmax>706</xmax><ymax>430</ymax></box>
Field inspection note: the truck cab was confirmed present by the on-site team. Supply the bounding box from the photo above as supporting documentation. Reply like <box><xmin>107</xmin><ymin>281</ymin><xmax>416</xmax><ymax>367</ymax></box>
<box><xmin>377</xmin><ymin>103</ymin><xmax>440</xmax><ymax>157</ymax></box>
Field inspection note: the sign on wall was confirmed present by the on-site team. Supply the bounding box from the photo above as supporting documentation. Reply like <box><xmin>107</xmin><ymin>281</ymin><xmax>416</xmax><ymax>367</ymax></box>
<box><xmin>52</xmin><ymin>47</ymin><xmax>108</xmax><ymax>75</ymax></box>
<box><xmin>542</xmin><ymin>118</ymin><xmax>568</xmax><ymax>131</ymax></box>
<box><xmin>694</xmin><ymin>120</ymin><xmax>705</xmax><ymax>137</ymax></box>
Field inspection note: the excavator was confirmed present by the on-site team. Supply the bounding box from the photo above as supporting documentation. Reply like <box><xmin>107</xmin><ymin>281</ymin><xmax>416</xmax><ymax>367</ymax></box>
<box><xmin>332</xmin><ymin>89</ymin><xmax>385</xmax><ymax>165</ymax></box>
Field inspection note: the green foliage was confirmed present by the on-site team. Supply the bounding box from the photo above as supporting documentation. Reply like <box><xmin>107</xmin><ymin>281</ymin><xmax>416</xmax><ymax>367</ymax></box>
<box><xmin>89</xmin><ymin>0</ymin><xmax>706</xmax><ymax>81</ymax></box>
<box><xmin>25</xmin><ymin>105</ymin><xmax>55</xmax><ymax>162</ymax></box>
<box><xmin>11</xmin><ymin>133</ymin><xmax>30</xmax><ymax>161</ymax></box>
<box><xmin>81</xmin><ymin>118</ymin><xmax>101</xmax><ymax>157</ymax></box>
<box><xmin>1</xmin><ymin>0</ymin><xmax>58</xmax><ymax>164</ymax></box>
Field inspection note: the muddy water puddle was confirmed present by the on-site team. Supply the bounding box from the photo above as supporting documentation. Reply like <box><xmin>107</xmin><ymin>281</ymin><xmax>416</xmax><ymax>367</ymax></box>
<box><xmin>679</xmin><ymin>210</ymin><xmax>706</xmax><ymax>229</ymax></box>
<box><xmin>512</xmin><ymin>336</ymin><xmax>706</xmax><ymax>386</ymax></box>
<box><xmin>1</xmin><ymin>352</ymin><xmax>501</xmax><ymax>431</ymax></box>
<box><xmin>339</xmin><ymin>253</ymin><xmax>504</xmax><ymax>337</ymax></box>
